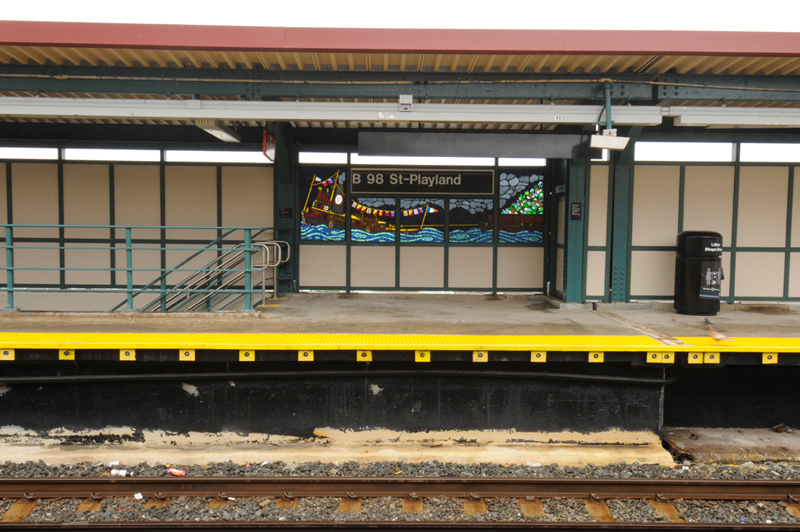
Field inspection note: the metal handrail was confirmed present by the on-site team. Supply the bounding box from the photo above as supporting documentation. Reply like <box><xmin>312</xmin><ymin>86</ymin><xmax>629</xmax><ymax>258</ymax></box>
<box><xmin>0</xmin><ymin>224</ymin><xmax>287</xmax><ymax>312</ymax></box>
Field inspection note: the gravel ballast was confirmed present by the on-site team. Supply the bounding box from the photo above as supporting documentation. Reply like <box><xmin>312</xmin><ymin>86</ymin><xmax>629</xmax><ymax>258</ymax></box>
<box><xmin>1</xmin><ymin>460</ymin><xmax>799</xmax><ymax>524</ymax></box>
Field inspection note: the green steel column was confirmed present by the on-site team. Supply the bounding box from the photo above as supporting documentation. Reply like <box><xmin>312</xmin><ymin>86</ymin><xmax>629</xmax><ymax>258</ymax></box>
<box><xmin>564</xmin><ymin>159</ymin><xmax>588</xmax><ymax>303</ymax></box>
<box><xmin>244</xmin><ymin>229</ymin><xmax>253</xmax><ymax>311</ymax></box>
<box><xmin>273</xmin><ymin>124</ymin><xmax>296</xmax><ymax>293</ymax></box>
<box><xmin>608</xmin><ymin>127</ymin><xmax>641</xmax><ymax>302</ymax></box>
<box><xmin>125</xmin><ymin>227</ymin><xmax>134</xmax><ymax>311</ymax></box>
<box><xmin>5</xmin><ymin>226</ymin><xmax>14</xmax><ymax>310</ymax></box>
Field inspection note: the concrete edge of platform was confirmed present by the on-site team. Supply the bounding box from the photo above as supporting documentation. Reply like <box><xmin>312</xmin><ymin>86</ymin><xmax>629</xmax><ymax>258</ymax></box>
<box><xmin>0</xmin><ymin>427</ymin><xmax>674</xmax><ymax>467</ymax></box>
<box><xmin>663</xmin><ymin>428</ymin><xmax>800</xmax><ymax>463</ymax></box>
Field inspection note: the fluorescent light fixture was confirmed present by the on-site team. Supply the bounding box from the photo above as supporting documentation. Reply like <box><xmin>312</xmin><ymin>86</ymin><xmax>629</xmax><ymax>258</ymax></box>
<box><xmin>670</xmin><ymin>107</ymin><xmax>800</xmax><ymax>128</ymax></box>
<box><xmin>351</xmin><ymin>153</ymin><xmax>494</xmax><ymax>167</ymax></box>
<box><xmin>298</xmin><ymin>152</ymin><xmax>348</xmax><ymax>164</ymax></box>
<box><xmin>64</xmin><ymin>148</ymin><xmax>160</xmax><ymax>162</ymax></box>
<box><xmin>498</xmin><ymin>158</ymin><xmax>547</xmax><ymax>167</ymax></box>
<box><xmin>740</xmin><ymin>143</ymin><xmax>800</xmax><ymax>163</ymax></box>
<box><xmin>165</xmin><ymin>151</ymin><xmax>269</xmax><ymax>164</ymax></box>
<box><xmin>195</xmin><ymin>120</ymin><xmax>241</xmax><ymax>143</ymax></box>
<box><xmin>635</xmin><ymin>142</ymin><xmax>734</xmax><ymax>162</ymax></box>
<box><xmin>0</xmin><ymin>147</ymin><xmax>58</xmax><ymax>160</ymax></box>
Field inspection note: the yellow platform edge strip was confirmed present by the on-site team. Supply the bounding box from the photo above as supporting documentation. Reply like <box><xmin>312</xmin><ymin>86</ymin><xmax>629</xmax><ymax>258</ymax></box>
<box><xmin>0</xmin><ymin>332</ymin><xmax>799</xmax><ymax>353</ymax></box>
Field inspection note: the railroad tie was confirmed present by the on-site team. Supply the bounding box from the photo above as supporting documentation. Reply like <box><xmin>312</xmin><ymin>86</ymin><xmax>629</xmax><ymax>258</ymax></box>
<box><xmin>1</xmin><ymin>499</ymin><xmax>38</xmax><ymax>522</ymax></box>
<box><xmin>648</xmin><ymin>500</ymin><xmax>685</xmax><ymax>522</ymax></box>
<box><xmin>463</xmin><ymin>495</ymin><xmax>487</xmax><ymax>515</ymax></box>
<box><xmin>519</xmin><ymin>497</ymin><xmax>546</xmax><ymax>518</ymax></box>
<box><xmin>584</xmin><ymin>499</ymin><xmax>616</xmax><ymax>523</ymax></box>
<box><xmin>76</xmin><ymin>499</ymin><xmax>103</xmax><ymax>513</ymax></box>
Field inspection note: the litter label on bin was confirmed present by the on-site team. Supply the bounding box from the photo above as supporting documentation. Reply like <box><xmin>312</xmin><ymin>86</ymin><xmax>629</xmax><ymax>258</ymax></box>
<box><xmin>699</xmin><ymin>260</ymin><xmax>722</xmax><ymax>299</ymax></box>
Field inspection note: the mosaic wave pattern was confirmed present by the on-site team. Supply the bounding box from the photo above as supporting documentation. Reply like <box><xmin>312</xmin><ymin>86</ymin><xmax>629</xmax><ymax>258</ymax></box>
<box><xmin>499</xmin><ymin>230</ymin><xmax>543</xmax><ymax>243</ymax></box>
<box><xmin>400</xmin><ymin>227</ymin><xmax>445</xmax><ymax>243</ymax></box>
<box><xmin>352</xmin><ymin>229</ymin><xmax>395</xmax><ymax>242</ymax></box>
<box><xmin>300</xmin><ymin>223</ymin><xmax>345</xmax><ymax>242</ymax></box>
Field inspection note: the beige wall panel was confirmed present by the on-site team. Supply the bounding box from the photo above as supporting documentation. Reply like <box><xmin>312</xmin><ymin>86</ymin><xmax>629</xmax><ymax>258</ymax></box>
<box><xmin>789</xmin><ymin>252</ymin><xmax>800</xmax><ymax>297</ymax></box>
<box><xmin>632</xmin><ymin>166</ymin><xmax>680</xmax><ymax>246</ymax></box>
<box><xmin>114</xmin><ymin>165</ymin><xmax>161</xmax><ymax>240</ymax></box>
<box><xmin>721</xmin><ymin>252</ymin><xmax>731</xmax><ymax>298</ymax></box>
<box><xmin>557</xmin><ymin>199</ymin><xmax>565</xmax><ymax>245</ymax></box>
<box><xmin>65</xmin><ymin>244</ymin><xmax>109</xmax><ymax>285</ymax></box>
<box><xmin>585</xmin><ymin>250</ymin><xmax>606</xmax><ymax>297</ymax></box>
<box><xmin>221</xmin><ymin>166</ymin><xmax>273</xmax><ymax>235</ymax></box>
<box><xmin>683</xmin><ymin>166</ymin><xmax>734</xmax><ymax>245</ymax></box>
<box><xmin>588</xmin><ymin>166</ymin><xmax>609</xmax><ymax>247</ymax></box>
<box><xmin>0</xmin><ymin>168</ymin><xmax>7</xmax><ymax>225</ymax></box>
<box><xmin>351</xmin><ymin>246</ymin><xmax>395</xmax><ymax>288</ymax></box>
<box><xmin>0</xmin><ymin>245</ymin><xmax>6</xmax><ymax>285</ymax></box>
<box><xmin>114</xmin><ymin>245</ymin><xmax>162</xmax><ymax>286</ymax></box>
<box><xmin>556</xmin><ymin>248</ymin><xmax>564</xmax><ymax>292</ymax></box>
<box><xmin>14</xmin><ymin>292</ymin><xmax>121</xmax><ymax>312</ymax></box>
<box><xmin>630</xmin><ymin>250</ymin><xmax>675</xmax><ymax>297</ymax></box>
<box><xmin>12</xmin><ymin>163</ymin><xmax>58</xmax><ymax>239</ymax></box>
<box><xmin>735</xmin><ymin>252</ymin><xmax>784</xmax><ymax>298</ymax></box>
<box><xmin>63</xmin><ymin>164</ymin><xmax>109</xmax><ymax>239</ymax></box>
<box><xmin>737</xmin><ymin>166</ymin><xmax>788</xmax><ymax>248</ymax></box>
<box><xmin>14</xmin><ymin>248</ymin><xmax>59</xmax><ymax>284</ymax></box>
<box><xmin>792</xmin><ymin>167</ymin><xmax>800</xmax><ymax>247</ymax></box>
<box><xmin>299</xmin><ymin>245</ymin><xmax>346</xmax><ymax>287</ymax></box>
<box><xmin>497</xmin><ymin>247</ymin><xmax>543</xmax><ymax>289</ymax></box>
<box><xmin>399</xmin><ymin>247</ymin><xmax>444</xmax><ymax>288</ymax></box>
<box><xmin>165</xmin><ymin>165</ymin><xmax>217</xmax><ymax>240</ymax></box>
<box><xmin>449</xmin><ymin>247</ymin><xmax>493</xmax><ymax>289</ymax></box>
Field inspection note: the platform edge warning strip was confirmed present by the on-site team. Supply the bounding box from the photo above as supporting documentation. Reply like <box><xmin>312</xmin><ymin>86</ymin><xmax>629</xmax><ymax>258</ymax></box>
<box><xmin>0</xmin><ymin>332</ymin><xmax>667</xmax><ymax>351</ymax></box>
<box><xmin>1</xmin><ymin>332</ymin><xmax>799</xmax><ymax>353</ymax></box>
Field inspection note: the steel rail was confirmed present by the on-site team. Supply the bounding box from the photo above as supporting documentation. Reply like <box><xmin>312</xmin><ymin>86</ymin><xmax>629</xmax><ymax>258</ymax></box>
<box><xmin>0</xmin><ymin>521</ymin><xmax>798</xmax><ymax>530</ymax></box>
<box><xmin>0</xmin><ymin>477</ymin><xmax>799</xmax><ymax>501</ymax></box>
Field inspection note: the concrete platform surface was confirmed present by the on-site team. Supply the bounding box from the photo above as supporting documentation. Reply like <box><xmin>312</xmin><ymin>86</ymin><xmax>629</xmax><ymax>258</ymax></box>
<box><xmin>0</xmin><ymin>294</ymin><xmax>797</xmax><ymax>339</ymax></box>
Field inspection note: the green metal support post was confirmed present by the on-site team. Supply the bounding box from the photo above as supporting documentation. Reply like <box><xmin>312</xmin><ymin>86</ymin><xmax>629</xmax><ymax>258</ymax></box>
<box><xmin>244</xmin><ymin>229</ymin><xmax>253</xmax><ymax>311</ymax></box>
<box><xmin>125</xmin><ymin>227</ymin><xmax>134</xmax><ymax>311</ymax></box>
<box><xmin>564</xmin><ymin>159</ymin><xmax>588</xmax><ymax>303</ymax></box>
<box><xmin>608</xmin><ymin>126</ymin><xmax>642</xmax><ymax>302</ymax></box>
<box><xmin>4</xmin><ymin>226</ymin><xmax>14</xmax><ymax>310</ymax></box>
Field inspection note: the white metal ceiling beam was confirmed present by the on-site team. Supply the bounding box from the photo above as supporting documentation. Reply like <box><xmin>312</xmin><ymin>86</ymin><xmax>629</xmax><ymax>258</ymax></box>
<box><xmin>669</xmin><ymin>106</ymin><xmax>800</xmax><ymax>127</ymax></box>
<box><xmin>0</xmin><ymin>97</ymin><xmax>663</xmax><ymax>126</ymax></box>
<box><xmin>3</xmin><ymin>97</ymin><xmax>799</xmax><ymax>128</ymax></box>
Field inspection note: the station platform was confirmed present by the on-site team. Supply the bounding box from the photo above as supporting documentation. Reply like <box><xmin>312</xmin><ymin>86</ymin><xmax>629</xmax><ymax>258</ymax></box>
<box><xmin>1</xmin><ymin>293</ymin><xmax>799</xmax><ymax>446</ymax></box>
<box><xmin>0</xmin><ymin>294</ymin><xmax>797</xmax><ymax>364</ymax></box>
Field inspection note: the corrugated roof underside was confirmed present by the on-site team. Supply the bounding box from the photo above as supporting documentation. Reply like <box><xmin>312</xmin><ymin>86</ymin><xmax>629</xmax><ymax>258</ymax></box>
<box><xmin>2</xmin><ymin>47</ymin><xmax>800</xmax><ymax>76</ymax></box>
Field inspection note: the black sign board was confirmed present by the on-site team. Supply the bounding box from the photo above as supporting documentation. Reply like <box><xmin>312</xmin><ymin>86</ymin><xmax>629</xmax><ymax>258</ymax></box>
<box><xmin>570</xmin><ymin>202</ymin><xmax>582</xmax><ymax>221</ymax></box>
<box><xmin>278</xmin><ymin>208</ymin><xmax>293</xmax><ymax>219</ymax></box>
<box><xmin>350</xmin><ymin>168</ymin><xmax>494</xmax><ymax>196</ymax></box>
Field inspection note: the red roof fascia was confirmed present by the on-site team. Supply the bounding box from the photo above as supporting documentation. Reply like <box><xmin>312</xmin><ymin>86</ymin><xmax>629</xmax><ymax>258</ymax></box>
<box><xmin>1</xmin><ymin>21</ymin><xmax>799</xmax><ymax>56</ymax></box>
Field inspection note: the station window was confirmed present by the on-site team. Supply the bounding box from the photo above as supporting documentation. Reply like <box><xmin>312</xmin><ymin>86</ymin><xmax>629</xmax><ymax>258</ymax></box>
<box><xmin>498</xmin><ymin>171</ymin><xmax>544</xmax><ymax>244</ymax></box>
<box><xmin>352</xmin><ymin>197</ymin><xmax>396</xmax><ymax>242</ymax></box>
<box><xmin>300</xmin><ymin>167</ymin><xmax>347</xmax><ymax>242</ymax></box>
<box><xmin>449</xmin><ymin>198</ymin><xmax>494</xmax><ymax>243</ymax></box>
<box><xmin>399</xmin><ymin>198</ymin><xmax>445</xmax><ymax>242</ymax></box>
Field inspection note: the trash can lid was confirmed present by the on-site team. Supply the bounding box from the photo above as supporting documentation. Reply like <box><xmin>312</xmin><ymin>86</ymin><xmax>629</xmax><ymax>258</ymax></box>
<box><xmin>677</xmin><ymin>231</ymin><xmax>723</xmax><ymax>257</ymax></box>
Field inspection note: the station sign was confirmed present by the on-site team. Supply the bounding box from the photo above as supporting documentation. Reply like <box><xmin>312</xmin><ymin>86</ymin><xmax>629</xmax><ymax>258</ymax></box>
<box><xmin>350</xmin><ymin>168</ymin><xmax>494</xmax><ymax>196</ymax></box>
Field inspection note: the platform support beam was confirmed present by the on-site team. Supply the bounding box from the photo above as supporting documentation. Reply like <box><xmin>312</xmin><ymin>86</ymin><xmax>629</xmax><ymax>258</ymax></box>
<box><xmin>608</xmin><ymin>126</ymin><xmax>641</xmax><ymax>302</ymax></box>
<box><xmin>564</xmin><ymin>159</ymin><xmax>588</xmax><ymax>303</ymax></box>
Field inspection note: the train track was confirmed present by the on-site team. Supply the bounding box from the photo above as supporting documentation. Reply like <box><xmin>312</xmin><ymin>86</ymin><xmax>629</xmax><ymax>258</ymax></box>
<box><xmin>1</xmin><ymin>477</ymin><xmax>799</xmax><ymax>530</ymax></box>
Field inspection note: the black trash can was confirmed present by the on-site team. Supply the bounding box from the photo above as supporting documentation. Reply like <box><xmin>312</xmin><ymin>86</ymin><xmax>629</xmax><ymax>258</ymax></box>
<box><xmin>674</xmin><ymin>231</ymin><xmax>723</xmax><ymax>316</ymax></box>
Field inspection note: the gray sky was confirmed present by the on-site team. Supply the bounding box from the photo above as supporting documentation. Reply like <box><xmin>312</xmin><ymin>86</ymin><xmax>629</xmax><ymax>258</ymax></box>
<box><xmin>2</xmin><ymin>0</ymin><xmax>799</xmax><ymax>31</ymax></box>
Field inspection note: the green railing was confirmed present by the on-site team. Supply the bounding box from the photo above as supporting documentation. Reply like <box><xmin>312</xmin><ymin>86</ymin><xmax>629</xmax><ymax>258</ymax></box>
<box><xmin>0</xmin><ymin>224</ymin><xmax>286</xmax><ymax>312</ymax></box>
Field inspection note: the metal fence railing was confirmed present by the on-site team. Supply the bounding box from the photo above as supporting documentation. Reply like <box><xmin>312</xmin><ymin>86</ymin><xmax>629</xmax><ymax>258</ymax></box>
<box><xmin>0</xmin><ymin>224</ymin><xmax>289</xmax><ymax>312</ymax></box>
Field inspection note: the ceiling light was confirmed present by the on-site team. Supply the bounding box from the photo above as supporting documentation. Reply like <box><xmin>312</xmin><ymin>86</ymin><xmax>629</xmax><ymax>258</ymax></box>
<box><xmin>195</xmin><ymin>120</ymin><xmax>240</xmax><ymax>143</ymax></box>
